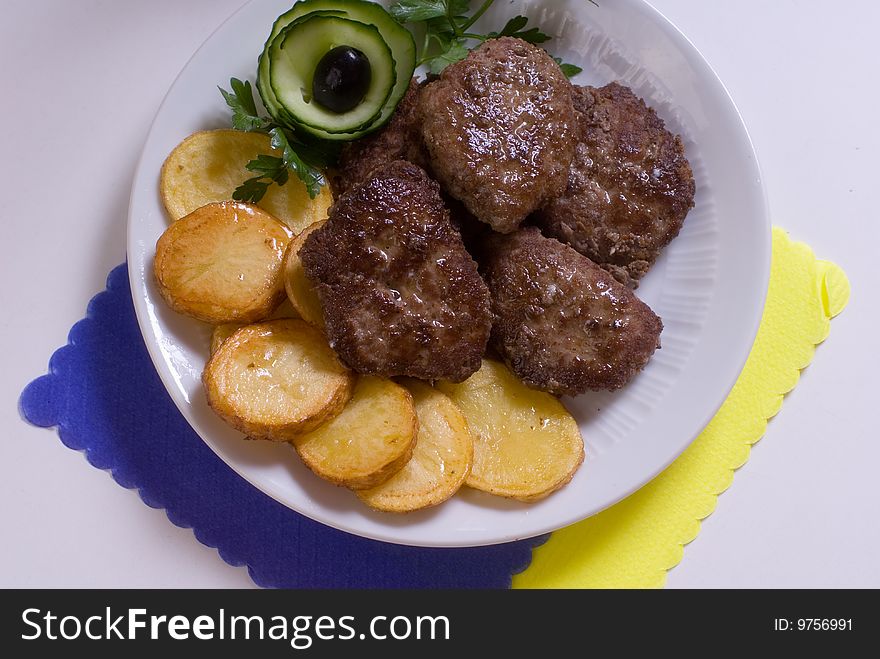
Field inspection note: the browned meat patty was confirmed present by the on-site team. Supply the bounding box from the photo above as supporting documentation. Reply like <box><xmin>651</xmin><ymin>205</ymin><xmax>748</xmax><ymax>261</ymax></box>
<box><xmin>534</xmin><ymin>82</ymin><xmax>695</xmax><ymax>288</ymax></box>
<box><xmin>482</xmin><ymin>227</ymin><xmax>662</xmax><ymax>396</ymax></box>
<box><xmin>418</xmin><ymin>37</ymin><xmax>576</xmax><ymax>234</ymax></box>
<box><xmin>300</xmin><ymin>160</ymin><xmax>492</xmax><ymax>382</ymax></box>
<box><xmin>330</xmin><ymin>78</ymin><xmax>429</xmax><ymax>197</ymax></box>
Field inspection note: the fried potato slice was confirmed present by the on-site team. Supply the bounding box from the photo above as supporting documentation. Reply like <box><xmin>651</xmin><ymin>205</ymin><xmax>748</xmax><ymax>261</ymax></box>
<box><xmin>209</xmin><ymin>302</ymin><xmax>301</xmax><ymax>355</ymax></box>
<box><xmin>292</xmin><ymin>376</ymin><xmax>417</xmax><ymax>490</ymax></box>
<box><xmin>357</xmin><ymin>380</ymin><xmax>472</xmax><ymax>513</ymax></box>
<box><xmin>210</xmin><ymin>323</ymin><xmax>245</xmax><ymax>355</ymax></box>
<box><xmin>283</xmin><ymin>220</ymin><xmax>326</xmax><ymax>329</ymax></box>
<box><xmin>436</xmin><ymin>359</ymin><xmax>584</xmax><ymax>502</ymax></box>
<box><xmin>203</xmin><ymin>319</ymin><xmax>353</xmax><ymax>441</ymax></box>
<box><xmin>154</xmin><ymin>201</ymin><xmax>290</xmax><ymax>324</ymax></box>
<box><xmin>160</xmin><ymin>129</ymin><xmax>333</xmax><ymax>233</ymax></box>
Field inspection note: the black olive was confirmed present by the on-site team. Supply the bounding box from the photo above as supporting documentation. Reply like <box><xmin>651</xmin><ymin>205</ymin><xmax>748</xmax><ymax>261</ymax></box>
<box><xmin>312</xmin><ymin>46</ymin><xmax>372</xmax><ymax>114</ymax></box>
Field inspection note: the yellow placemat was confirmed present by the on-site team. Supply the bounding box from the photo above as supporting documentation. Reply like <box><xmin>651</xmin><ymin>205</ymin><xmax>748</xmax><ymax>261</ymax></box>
<box><xmin>513</xmin><ymin>228</ymin><xmax>850</xmax><ymax>589</ymax></box>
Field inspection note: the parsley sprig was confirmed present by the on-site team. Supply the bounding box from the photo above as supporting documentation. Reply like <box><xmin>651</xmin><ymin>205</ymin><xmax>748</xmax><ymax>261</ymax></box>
<box><xmin>218</xmin><ymin>78</ymin><xmax>336</xmax><ymax>201</ymax></box>
<box><xmin>389</xmin><ymin>0</ymin><xmax>593</xmax><ymax>76</ymax></box>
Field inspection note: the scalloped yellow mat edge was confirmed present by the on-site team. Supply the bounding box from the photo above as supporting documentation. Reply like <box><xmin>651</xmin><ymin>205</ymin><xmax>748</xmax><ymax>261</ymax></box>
<box><xmin>513</xmin><ymin>228</ymin><xmax>850</xmax><ymax>589</ymax></box>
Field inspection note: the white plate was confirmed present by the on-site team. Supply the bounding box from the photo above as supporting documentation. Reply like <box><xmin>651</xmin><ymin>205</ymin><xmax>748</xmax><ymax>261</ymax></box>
<box><xmin>127</xmin><ymin>0</ymin><xmax>770</xmax><ymax>547</ymax></box>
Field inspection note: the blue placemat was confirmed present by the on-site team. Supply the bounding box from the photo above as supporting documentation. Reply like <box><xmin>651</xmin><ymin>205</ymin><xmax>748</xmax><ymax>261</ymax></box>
<box><xmin>19</xmin><ymin>264</ymin><xmax>544</xmax><ymax>588</ymax></box>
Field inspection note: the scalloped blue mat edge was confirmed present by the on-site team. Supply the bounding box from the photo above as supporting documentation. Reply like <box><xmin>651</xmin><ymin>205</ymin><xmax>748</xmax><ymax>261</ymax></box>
<box><xmin>19</xmin><ymin>264</ymin><xmax>545</xmax><ymax>588</ymax></box>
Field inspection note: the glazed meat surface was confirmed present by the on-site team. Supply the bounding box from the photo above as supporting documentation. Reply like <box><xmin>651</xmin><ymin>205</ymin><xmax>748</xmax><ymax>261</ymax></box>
<box><xmin>482</xmin><ymin>228</ymin><xmax>662</xmax><ymax>396</ymax></box>
<box><xmin>418</xmin><ymin>37</ymin><xmax>576</xmax><ymax>234</ymax></box>
<box><xmin>535</xmin><ymin>83</ymin><xmax>695</xmax><ymax>288</ymax></box>
<box><xmin>331</xmin><ymin>78</ymin><xmax>429</xmax><ymax>197</ymax></box>
<box><xmin>300</xmin><ymin>161</ymin><xmax>492</xmax><ymax>382</ymax></box>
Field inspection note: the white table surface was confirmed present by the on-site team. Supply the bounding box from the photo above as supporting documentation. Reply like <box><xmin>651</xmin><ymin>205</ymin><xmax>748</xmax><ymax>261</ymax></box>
<box><xmin>1</xmin><ymin>0</ymin><xmax>877</xmax><ymax>589</ymax></box>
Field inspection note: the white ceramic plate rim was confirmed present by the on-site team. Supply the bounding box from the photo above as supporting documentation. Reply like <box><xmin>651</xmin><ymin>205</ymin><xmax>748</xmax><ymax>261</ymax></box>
<box><xmin>127</xmin><ymin>0</ymin><xmax>770</xmax><ymax>547</ymax></box>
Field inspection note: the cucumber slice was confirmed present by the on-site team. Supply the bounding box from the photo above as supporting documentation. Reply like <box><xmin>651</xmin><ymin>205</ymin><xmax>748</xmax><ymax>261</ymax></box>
<box><xmin>269</xmin><ymin>15</ymin><xmax>396</xmax><ymax>135</ymax></box>
<box><xmin>257</xmin><ymin>6</ymin><xmax>347</xmax><ymax>125</ymax></box>
<box><xmin>257</xmin><ymin>0</ymin><xmax>416</xmax><ymax>140</ymax></box>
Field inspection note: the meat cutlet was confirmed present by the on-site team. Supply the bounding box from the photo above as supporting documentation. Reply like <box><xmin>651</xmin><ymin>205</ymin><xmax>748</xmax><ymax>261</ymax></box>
<box><xmin>534</xmin><ymin>82</ymin><xmax>695</xmax><ymax>288</ymax></box>
<box><xmin>418</xmin><ymin>37</ymin><xmax>576</xmax><ymax>234</ymax></box>
<box><xmin>300</xmin><ymin>160</ymin><xmax>492</xmax><ymax>383</ymax></box>
<box><xmin>482</xmin><ymin>227</ymin><xmax>662</xmax><ymax>396</ymax></box>
<box><xmin>330</xmin><ymin>78</ymin><xmax>429</xmax><ymax>197</ymax></box>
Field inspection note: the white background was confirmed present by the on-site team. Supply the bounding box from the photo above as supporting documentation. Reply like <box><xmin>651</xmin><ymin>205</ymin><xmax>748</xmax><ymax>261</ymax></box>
<box><xmin>1</xmin><ymin>0</ymin><xmax>877</xmax><ymax>588</ymax></box>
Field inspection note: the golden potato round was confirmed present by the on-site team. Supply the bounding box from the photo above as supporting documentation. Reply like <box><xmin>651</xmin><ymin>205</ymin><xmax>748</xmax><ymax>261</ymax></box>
<box><xmin>283</xmin><ymin>220</ymin><xmax>326</xmax><ymax>329</ymax></box>
<box><xmin>209</xmin><ymin>304</ymin><xmax>301</xmax><ymax>355</ymax></box>
<box><xmin>210</xmin><ymin>323</ymin><xmax>245</xmax><ymax>355</ymax></box>
<box><xmin>154</xmin><ymin>201</ymin><xmax>291</xmax><ymax>324</ymax></box>
<box><xmin>203</xmin><ymin>319</ymin><xmax>354</xmax><ymax>441</ymax></box>
<box><xmin>292</xmin><ymin>376</ymin><xmax>418</xmax><ymax>490</ymax></box>
<box><xmin>160</xmin><ymin>129</ymin><xmax>333</xmax><ymax>233</ymax></box>
<box><xmin>357</xmin><ymin>380</ymin><xmax>473</xmax><ymax>513</ymax></box>
<box><xmin>437</xmin><ymin>359</ymin><xmax>585</xmax><ymax>502</ymax></box>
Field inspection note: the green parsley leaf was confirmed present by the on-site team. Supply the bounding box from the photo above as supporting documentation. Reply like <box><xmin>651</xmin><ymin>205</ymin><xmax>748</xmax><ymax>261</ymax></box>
<box><xmin>514</xmin><ymin>28</ymin><xmax>552</xmax><ymax>44</ymax></box>
<box><xmin>233</xmin><ymin>177</ymin><xmax>272</xmax><ymax>204</ymax></box>
<box><xmin>498</xmin><ymin>15</ymin><xmax>528</xmax><ymax>34</ymax></box>
<box><xmin>559</xmin><ymin>63</ymin><xmax>584</xmax><ymax>78</ymax></box>
<box><xmin>427</xmin><ymin>39</ymin><xmax>470</xmax><ymax>74</ymax></box>
<box><xmin>390</xmin><ymin>0</ymin><xmax>470</xmax><ymax>24</ymax></box>
<box><xmin>487</xmin><ymin>16</ymin><xmax>551</xmax><ymax>44</ymax></box>
<box><xmin>230</xmin><ymin>77</ymin><xmax>259</xmax><ymax>117</ymax></box>
<box><xmin>246</xmin><ymin>154</ymin><xmax>289</xmax><ymax>184</ymax></box>
<box><xmin>425</xmin><ymin>15</ymin><xmax>457</xmax><ymax>43</ymax></box>
<box><xmin>401</xmin><ymin>1</ymin><xmax>594</xmax><ymax>76</ymax></box>
<box><xmin>220</xmin><ymin>78</ymin><xmax>336</xmax><ymax>201</ymax></box>
<box><xmin>553</xmin><ymin>57</ymin><xmax>584</xmax><ymax>78</ymax></box>
<box><xmin>270</xmin><ymin>128</ymin><xmax>327</xmax><ymax>200</ymax></box>
<box><xmin>219</xmin><ymin>78</ymin><xmax>270</xmax><ymax>132</ymax></box>
<box><xmin>294</xmin><ymin>140</ymin><xmax>343</xmax><ymax>169</ymax></box>
<box><xmin>234</xmin><ymin>155</ymin><xmax>289</xmax><ymax>204</ymax></box>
